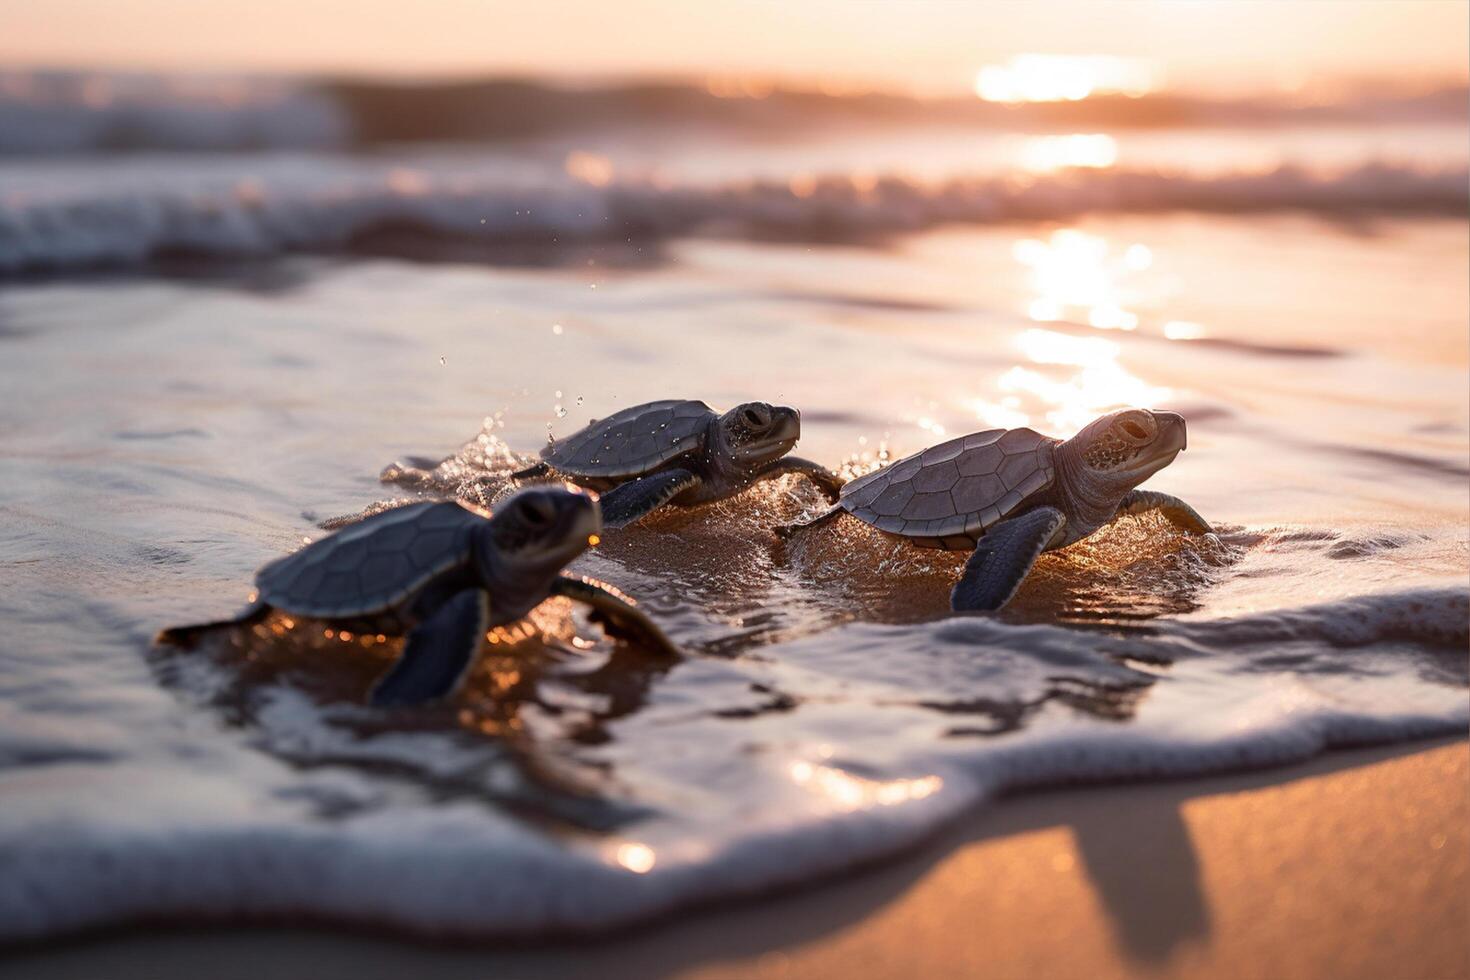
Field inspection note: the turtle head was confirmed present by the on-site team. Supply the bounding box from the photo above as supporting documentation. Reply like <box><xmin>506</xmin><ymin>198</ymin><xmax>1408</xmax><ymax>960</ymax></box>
<box><xmin>1068</xmin><ymin>408</ymin><xmax>1188</xmax><ymax>490</ymax></box>
<box><xmin>715</xmin><ymin>402</ymin><xmax>801</xmax><ymax>470</ymax></box>
<box><xmin>481</xmin><ymin>485</ymin><xmax>601</xmax><ymax>581</ymax></box>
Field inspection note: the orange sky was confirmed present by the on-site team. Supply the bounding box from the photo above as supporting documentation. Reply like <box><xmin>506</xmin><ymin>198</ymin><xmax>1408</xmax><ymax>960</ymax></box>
<box><xmin>1</xmin><ymin>0</ymin><xmax>1465</xmax><ymax>95</ymax></box>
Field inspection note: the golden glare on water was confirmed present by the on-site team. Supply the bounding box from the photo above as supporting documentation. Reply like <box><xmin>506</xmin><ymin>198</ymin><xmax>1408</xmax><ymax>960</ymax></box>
<box><xmin>565</xmin><ymin>150</ymin><xmax>615</xmax><ymax>187</ymax></box>
<box><xmin>974</xmin><ymin>54</ymin><xmax>1156</xmax><ymax>103</ymax></box>
<box><xmin>970</xmin><ymin>328</ymin><xmax>1172</xmax><ymax>435</ymax></box>
<box><xmin>1013</xmin><ymin>229</ymin><xmax>1151</xmax><ymax>330</ymax></box>
<box><xmin>613</xmin><ymin>842</ymin><xmax>657</xmax><ymax>874</ymax></box>
<box><xmin>1014</xmin><ymin>327</ymin><xmax>1120</xmax><ymax>366</ymax></box>
<box><xmin>1163</xmin><ymin>319</ymin><xmax>1209</xmax><ymax>340</ymax></box>
<box><xmin>788</xmin><ymin>760</ymin><xmax>943</xmax><ymax>811</ymax></box>
<box><xmin>385</xmin><ymin>168</ymin><xmax>429</xmax><ymax>197</ymax></box>
<box><xmin>1020</xmin><ymin>133</ymin><xmax>1118</xmax><ymax>172</ymax></box>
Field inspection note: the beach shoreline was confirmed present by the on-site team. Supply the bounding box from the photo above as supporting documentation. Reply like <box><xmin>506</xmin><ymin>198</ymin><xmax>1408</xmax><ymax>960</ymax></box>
<box><xmin>7</xmin><ymin>737</ymin><xmax>1464</xmax><ymax>980</ymax></box>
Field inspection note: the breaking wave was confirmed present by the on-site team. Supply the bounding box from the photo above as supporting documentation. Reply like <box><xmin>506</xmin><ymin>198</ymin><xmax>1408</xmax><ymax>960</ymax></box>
<box><xmin>2</xmin><ymin>584</ymin><xmax>1463</xmax><ymax>942</ymax></box>
<box><xmin>3</xmin><ymin>70</ymin><xmax>1466</xmax><ymax>154</ymax></box>
<box><xmin>2</xmin><ymin>160</ymin><xmax>1464</xmax><ymax>274</ymax></box>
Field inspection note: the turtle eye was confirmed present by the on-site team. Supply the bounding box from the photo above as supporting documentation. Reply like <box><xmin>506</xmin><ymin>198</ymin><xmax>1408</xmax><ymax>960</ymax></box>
<box><xmin>1121</xmin><ymin>419</ymin><xmax>1149</xmax><ymax>440</ymax></box>
<box><xmin>520</xmin><ymin>496</ymin><xmax>555</xmax><ymax>527</ymax></box>
<box><xmin>742</xmin><ymin>408</ymin><xmax>766</xmax><ymax>428</ymax></box>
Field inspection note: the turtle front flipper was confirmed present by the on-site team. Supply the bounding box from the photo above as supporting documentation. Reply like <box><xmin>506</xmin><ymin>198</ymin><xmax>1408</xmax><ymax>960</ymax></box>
<box><xmin>370</xmin><ymin>589</ymin><xmax>490</xmax><ymax>707</ymax></box>
<box><xmin>156</xmin><ymin>601</ymin><xmax>270</xmax><ymax>648</ymax></box>
<box><xmin>951</xmin><ymin>507</ymin><xmax>1067</xmax><ymax>612</ymax></box>
<box><xmin>551</xmin><ymin>576</ymin><xmax>681</xmax><ymax>659</ymax></box>
<box><xmin>1118</xmin><ymin>490</ymin><xmax>1214</xmax><ymax>535</ymax></box>
<box><xmin>598</xmin><ymin>468</ymin><xmax>702</xmax><ymax>528</ymax></box>
<box><xmin>757</xmin><ymin>456</ymin><xmax>844</xmax><ymax>503</ymax></box>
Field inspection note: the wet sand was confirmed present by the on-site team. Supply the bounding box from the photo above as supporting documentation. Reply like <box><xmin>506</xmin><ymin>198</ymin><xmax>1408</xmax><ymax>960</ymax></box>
<box><xmin>6</xmin><ymin>738</ymin><xmax>1464</xmax><ymax>980</ymax></box>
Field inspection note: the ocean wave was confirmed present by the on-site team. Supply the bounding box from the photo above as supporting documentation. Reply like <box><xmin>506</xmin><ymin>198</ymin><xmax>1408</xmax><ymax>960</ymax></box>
<box><xmin>1</xmin><ymin>583</ymin><xmax>1463</xmax><ymax>942</ymax></box>
<box><xmin>0</xmin><ymin>72</ymin><xmax>346</xmax><ymax>154</ymax></box>
<box><xmin>3</xmin><ymin>70</ymin><xmax>1466</xmax><ymax>154</ymax></box>
<box><xmin>2</xmin><ymin>160</ymin><xmax>1464</xmax><ymax>275</ymax></box>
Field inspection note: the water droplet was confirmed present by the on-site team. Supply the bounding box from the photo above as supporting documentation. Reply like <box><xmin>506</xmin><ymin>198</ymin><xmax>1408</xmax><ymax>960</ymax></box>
<box><xmin>576</xmin><ymin>396</ymin><xmax>584</xmax><ymax>406</ymax></box>
<box><xmin>439</xmin><ymin>356</ymin><xmax>446</xmax><ymax>365</ymax></box>
<box><xmin>555</xmin><ymin>390</ymin><xmax>563</xmax><ymax>399</ymax></box>
<box><xmin>556</xmin><ymin>405</ymin><xmax>567</xmax><ymax>418</ymax></box>
<box><xmin>552</xmin><ymin>324</ymin><xmax>564</xmax><ymax>335</ymax></box>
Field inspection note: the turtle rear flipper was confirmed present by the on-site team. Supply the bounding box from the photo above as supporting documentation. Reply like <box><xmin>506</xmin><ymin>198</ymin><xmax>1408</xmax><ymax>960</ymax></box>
<box><xmin>156</xmin><ymin>601</ymin><xmax>269</xmax><ymax>648</ymax></box>
<box><xmin>951</xmin><ymin>507</ymin><xmax>1066</xmax><ymax>612</ymax></box>
<box><xmin>370</xmin><ymin>589</ymin><xmax>489</xmax><ymax>707</ymax></box>
<box><xmin>599</xmin><ymin>468</ymin><xmax>701</xmax><ymax>528</ymax></box>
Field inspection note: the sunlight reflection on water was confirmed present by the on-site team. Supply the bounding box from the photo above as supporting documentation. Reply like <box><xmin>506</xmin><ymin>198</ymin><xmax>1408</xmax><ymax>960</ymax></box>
<box><xmin>1014</xmin><ymin>228</ymin><xmax>1154</xmax><ymax>330</ymax></box>
<box><xmin>789</xmin><ymin>760</ymin><xmax>943</xmax><ymax>812</ymax></box>
<box><xmin>974</xmin><ymin>54</ymin><xmax>1157</xmax><ymax>103</ymax></box>
<box><xmin>1020</xmin><ymin>133</ymin><xmax>1119</xmax><ymax>172</ymax></box>
<box><xmin>971</xmin><ymin>327</ymin><xmax>1172</xmax><ymax>435</ymax></box>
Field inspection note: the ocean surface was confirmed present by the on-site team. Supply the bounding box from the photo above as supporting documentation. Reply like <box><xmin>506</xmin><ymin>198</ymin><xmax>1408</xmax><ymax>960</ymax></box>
<box><xmin>0</xmin><ymin>73</ymin><xmax>1466</xmax><ymax>941</ymax></box>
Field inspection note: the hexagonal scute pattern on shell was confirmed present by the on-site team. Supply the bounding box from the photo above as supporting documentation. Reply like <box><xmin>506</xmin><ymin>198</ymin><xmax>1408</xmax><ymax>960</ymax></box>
<box><xmin>910</xmin><ymin>459</ymin><xmax>959</xmax><ymax>494</ymax></box>
<box><xmin>839</xmin><ymin>427</ymin><xmax>1058</xmax><ymax>544</ymax></box>
<box><xmin>870</xmin><ymin>482</ymin><xmax>915</xmax><ymax>517</ymax></box>
<box><xmin>997</xmin><ymin>452</ymin><xmax>1037</xmax><ymax>491</ymax></box>
<box><xmin>255</xmin><ymin>502</ymin><xmax>479</xmax><ymax>617</ymax></box>
<box><xmin>903</xmin><ymin>491</ymin><xmax>955</xmax><ymax>521</ymax></box>
<box><xmin>542</xmin><ymin>399</ymin><xmax>712</xmax><ymax>478</ymax></box>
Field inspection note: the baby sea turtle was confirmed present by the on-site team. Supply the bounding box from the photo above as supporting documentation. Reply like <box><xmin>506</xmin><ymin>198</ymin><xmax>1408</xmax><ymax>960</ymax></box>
<box><xmin>513</xmin><ymin>399</ymin><xmax>843</xmax><ymax>528</ymax></box>
<box><xmin>784</xmin><ymin>408</ymin><xmax>1214</xmax><ymax>611</ymax></box>
<box><xmin>157</xmin><ymin>486</ymin><xmax>679</xmax><ymax>706</ymax></box>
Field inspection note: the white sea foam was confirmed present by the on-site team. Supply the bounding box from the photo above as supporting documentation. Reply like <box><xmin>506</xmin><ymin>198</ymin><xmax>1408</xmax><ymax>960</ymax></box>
<box><xmin>1</xmin><ymin>157</ymin><xmax>1464</xmax><ymax>274</ymax></box>
<box><xmin>0</xmin><ymin>586</ymin><xmax>1462</xmax><ymax>941</ymax></box>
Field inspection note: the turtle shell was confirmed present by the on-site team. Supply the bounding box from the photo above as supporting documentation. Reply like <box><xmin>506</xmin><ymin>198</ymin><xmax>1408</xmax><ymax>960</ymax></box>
<box><xmin>255</xmin><ymin>501</ymin><xmax>481</xmax><ymax>618</ymax></box>
<box><xmin>541</xmin><ymin>399</ymin><xmax>713</xmax><ymax>479</ymax></box>
<box><xmin>839</xmin><ymin>427</ymin><xmax>1058</xmax><ymax>550</ymax></box>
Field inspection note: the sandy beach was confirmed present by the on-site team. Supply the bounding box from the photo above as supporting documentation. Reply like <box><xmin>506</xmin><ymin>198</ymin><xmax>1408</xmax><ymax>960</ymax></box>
<box><xmin>6</xmin><ymin>738</ymin><xmax>1463</xmax><ymax>980</ymax></box>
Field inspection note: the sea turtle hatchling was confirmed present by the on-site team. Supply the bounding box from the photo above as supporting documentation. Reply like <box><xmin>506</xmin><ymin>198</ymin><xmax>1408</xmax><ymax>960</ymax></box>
<box><xmin>512</xmin><ymin>399</ymin><xmax>843</xmax><ymax>528</ymax></box>
<box><xmin>783</xmin><ymin>408</ymin><xmax>1214</xmax><ymax>611</ymax></box>
<box><xmin>157</xmin><ymin>486</ymin><xmax>680</xmax><ymax>706</ymax></box>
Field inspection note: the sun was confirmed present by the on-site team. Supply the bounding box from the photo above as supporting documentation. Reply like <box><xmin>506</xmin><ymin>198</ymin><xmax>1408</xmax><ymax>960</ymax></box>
<box><xmin>974</xmin><ymin>54</ymin><xmax>1157</xmax><ymax>103</ymax></box>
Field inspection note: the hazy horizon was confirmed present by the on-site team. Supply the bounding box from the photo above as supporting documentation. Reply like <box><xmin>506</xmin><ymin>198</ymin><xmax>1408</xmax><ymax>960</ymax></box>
<box><xmin>1</xmin><ymin>0</ymin><xmax>1465</xmax><ymax>98</ymax></box>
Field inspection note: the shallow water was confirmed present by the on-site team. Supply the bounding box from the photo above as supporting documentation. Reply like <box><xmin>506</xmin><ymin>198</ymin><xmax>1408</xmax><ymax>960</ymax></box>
<box><xmin>1</xmin><ymin>122</ymin><xmax>1467</xmax><ymax>940</ymax></box>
